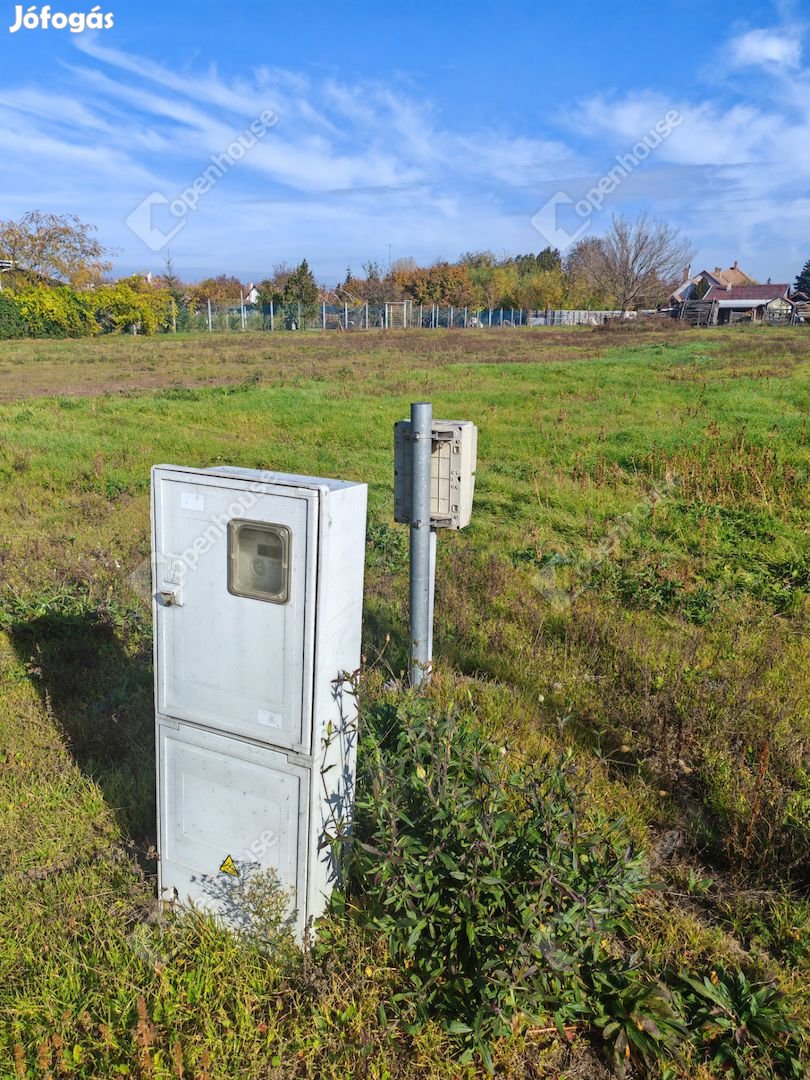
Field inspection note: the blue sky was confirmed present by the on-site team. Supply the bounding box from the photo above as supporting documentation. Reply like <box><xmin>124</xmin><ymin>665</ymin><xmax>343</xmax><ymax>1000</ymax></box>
<box><xmin>1</xmin><ymin>0</ymin><xmax>808</xmax><ymax>285</ymax></box>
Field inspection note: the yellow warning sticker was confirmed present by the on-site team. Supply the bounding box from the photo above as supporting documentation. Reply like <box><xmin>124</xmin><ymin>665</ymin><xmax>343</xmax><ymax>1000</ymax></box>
<box><xmin>219</xmin><ymin>854</ymin><xmax>239</xmax><ymax>877</ymax></box>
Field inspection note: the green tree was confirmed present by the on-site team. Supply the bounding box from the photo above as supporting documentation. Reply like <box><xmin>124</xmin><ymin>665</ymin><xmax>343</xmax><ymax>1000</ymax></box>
<box><xmin>160</xmin><ymin>254</ymin><xmax>190</xmax><ymax>330</ymax></box>
<box><xmin>282</xmin><ymin>259</ymin><xmax>319</xmax><ymax>315</ymax></box>
<box><xmin>794</xmin><ymin>259</ymin><xmax>810</xmax><ymax>295</ymax></box>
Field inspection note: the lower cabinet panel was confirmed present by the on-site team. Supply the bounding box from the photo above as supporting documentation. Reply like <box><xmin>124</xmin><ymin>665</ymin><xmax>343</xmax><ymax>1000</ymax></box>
<box><xmin>158</xmin><ymin>721</ymin><xmax>310</xmax><ymax>935</ymax></box>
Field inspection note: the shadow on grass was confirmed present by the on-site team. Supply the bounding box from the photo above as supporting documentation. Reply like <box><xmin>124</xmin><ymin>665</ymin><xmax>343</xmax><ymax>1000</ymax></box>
<box><xmin>9</xmin><ymin>609</ymin><xmax>156</xmax><ymax>855</ymax></box>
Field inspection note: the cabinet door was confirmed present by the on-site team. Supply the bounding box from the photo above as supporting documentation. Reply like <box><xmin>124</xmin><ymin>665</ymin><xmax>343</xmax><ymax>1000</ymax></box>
<box><xmin>158</xmin><ymin>722</ymin><xmax>309</xmax><ymax>934</ymax></box>
<box><xmin>153</xmin><ymin>474</ymin><xmax>317</xmax><ymax>751</ymax></box>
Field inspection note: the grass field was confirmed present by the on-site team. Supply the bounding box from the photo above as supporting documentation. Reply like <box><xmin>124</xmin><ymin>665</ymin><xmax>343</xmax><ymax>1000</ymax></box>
<box><xmin>0</xmin><ymin>325</ymin><xmax>808</xmax><ymax>1078</ymax></box>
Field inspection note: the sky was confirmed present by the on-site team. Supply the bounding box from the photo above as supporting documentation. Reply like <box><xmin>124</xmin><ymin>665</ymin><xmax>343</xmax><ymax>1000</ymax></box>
<box><xmin>0</xmin><ymin>0</ymin><xmax>808</xmax><ymax>285</ymax></box>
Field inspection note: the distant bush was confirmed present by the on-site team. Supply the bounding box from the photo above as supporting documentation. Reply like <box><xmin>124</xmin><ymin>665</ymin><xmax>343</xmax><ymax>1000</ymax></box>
<box><xmin>11</xmin><ymin>284</ymin><xmax>97</xmax><ymax>337</ymax></box>
<box><xmin>91</xmin><ymin>278</ymin><xmax>174</xmax><ymax>335</ymax></box>
<box><xmin>0</xmin><ymin>278</ymin><xmax>175</xmax><ymax>338</ymax></box>
<box><xmin>0</xmin><ymin>292</ymin><xmax>26</xmax><ymax>339</ymax></box>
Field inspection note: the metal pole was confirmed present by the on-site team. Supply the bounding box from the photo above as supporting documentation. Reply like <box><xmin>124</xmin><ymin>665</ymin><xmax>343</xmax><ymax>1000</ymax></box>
<box><xmin>207</xmin><ymin>299</ymin><xmax>212</xmax><ymax>332</ymax></box>
<box><xmin>270</xmin><ymin>300</ymin><xmax>274</xmax><ymax>332</ymax></box>
<box><xmin>427</xmin><ymin>527</ymin><xmax>436</xmax><ymax>665</ymax></box>
<box><xmin>322</xmin><ymin>301</ymin><xmax>326</xmax><ymax>330</ymax></box>
<box><xmin>409</xmin><ymin>401</ymin><xmax>432</xmax><ymax>687</ymax></box>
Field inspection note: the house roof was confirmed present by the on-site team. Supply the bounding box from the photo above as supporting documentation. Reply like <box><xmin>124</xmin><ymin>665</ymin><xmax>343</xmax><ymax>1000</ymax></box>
<box><xmin>712</xmin><ymin>262</ymin><xmax>755</xmax><ymax>287</ymax></box>
<box><xmin>704</xmin><ymin>284</ymin><xmax>791</xmax><ymax>302</ymax></box>
<box><xmin>670</xmin><ymin>262</ymin><xmax>755</xmax><ymax>301</ymax></box>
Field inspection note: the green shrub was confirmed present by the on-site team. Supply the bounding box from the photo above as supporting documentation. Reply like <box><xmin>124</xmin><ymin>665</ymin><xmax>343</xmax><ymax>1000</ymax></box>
<box><xmin>11</xmin><ymin>284</ymin><xmax>96</xmax><ymax>337</ymax></box>
<box><xmin>91</xmin><ymin>278</ymin><xmax>174</xmax><ymax>334</ymax></box>
<box><xmin>0</xmin><ymin>292</ymin><xmax>26</xmax><ymax>339</ymax></box>
<box><xmin>341</xmin><ymin>698</ymin><xmax>648</xmax><ymax>1065</ymax></box>
<box><xmin>677</xmin><ymin>969</ymin><xmax>805</xmax><ymax>1078</ymax></box>
<box><xmin>579</xmin><ymin>948</ymin><xmax>687</xmax><ymax>1077</ymax></box>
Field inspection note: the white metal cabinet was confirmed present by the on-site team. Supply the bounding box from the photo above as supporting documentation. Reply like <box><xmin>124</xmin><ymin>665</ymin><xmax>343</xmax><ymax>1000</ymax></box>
<box><xmin>151</xmin><ymin>465</ymin><xmax>367</xmax><ymax>935</ymax></box>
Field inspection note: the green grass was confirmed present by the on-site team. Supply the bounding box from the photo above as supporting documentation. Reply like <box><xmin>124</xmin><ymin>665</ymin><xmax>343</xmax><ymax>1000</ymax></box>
<box><xmin>0</xmin><ymin>326</ymin><xmax>809</xmax><ymax>1077</ymax></box>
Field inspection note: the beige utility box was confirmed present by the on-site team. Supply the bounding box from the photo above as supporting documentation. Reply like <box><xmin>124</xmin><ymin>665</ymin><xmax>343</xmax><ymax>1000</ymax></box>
<box><xmin>394</xmin><ymin>419</ymin><xmax>477</xmax><ymax>530</ymax></box>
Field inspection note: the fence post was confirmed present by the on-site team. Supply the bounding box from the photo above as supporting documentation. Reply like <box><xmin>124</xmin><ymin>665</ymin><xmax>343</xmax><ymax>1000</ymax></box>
<box><xmin>207</xmin><ymin>299</ymin><xmax>212</xmax><ymax>332</ymax></box>
<box><xmin>270</xmin><ymin>300</ymin><xmax>274</xmax><ymax>331</ymax></box>
<box><xmin>297</xmin><ymin>302</ymin><xmax>301</xmax><ymax>330</ymax></box>
<box><xmin>488</xmin><ymin>308</ymin><xmax>492</xmax><ymax>328</ymax></box>
<box><xmin>464</xmin><ymin>306</ymin><xmax>468</xmax><ymax>328</ymax></box>
<box><xmin>344</xmin><ymin>301</ymin><xmax>348</xmax><ymax>329</ymax></box>
<box><xmin>419</xmin><ymin>303</ymin><xmax>423</xmax><ymax>327</ymax></box>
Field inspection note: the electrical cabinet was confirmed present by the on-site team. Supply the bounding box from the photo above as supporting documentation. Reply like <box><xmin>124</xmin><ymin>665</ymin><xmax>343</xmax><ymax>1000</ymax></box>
<box><xmin>394</xmin><ymin>419</ymin><xmax>477</xmax><ymax>529</ymax></box>
<box><xmin>151</xmin><ymin>465</ymin><xmax>367</xmax><ymax>938</ymax></box>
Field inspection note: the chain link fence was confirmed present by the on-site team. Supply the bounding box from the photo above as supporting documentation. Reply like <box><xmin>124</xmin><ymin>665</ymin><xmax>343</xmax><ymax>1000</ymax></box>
<box><xmin>181</xmin><ymin>300</ymin><xmax>638</xmax><ymax>332</ymax></box>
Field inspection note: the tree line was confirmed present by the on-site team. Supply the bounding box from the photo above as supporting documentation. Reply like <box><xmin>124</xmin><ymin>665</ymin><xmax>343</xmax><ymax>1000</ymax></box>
<box><xmin>2</xmin><ymin>210</ymin><xmax>809</xmax><ymax>338</ymax></box>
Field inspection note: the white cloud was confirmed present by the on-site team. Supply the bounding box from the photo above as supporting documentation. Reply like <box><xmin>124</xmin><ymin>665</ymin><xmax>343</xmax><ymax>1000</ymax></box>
<box><xmin>729</xmin><ymin>29</ymin><xmax>801</xmax><ymax>69</ymax></box>
<box><xmin>0</xmin><ymin>38</ymin><xmax>575</xmax><ymax>278</ymax></box>
<box><xmin>3</xmin><ymin>26</ymin><xmax>810</xmax><ymax>283</ymax></box>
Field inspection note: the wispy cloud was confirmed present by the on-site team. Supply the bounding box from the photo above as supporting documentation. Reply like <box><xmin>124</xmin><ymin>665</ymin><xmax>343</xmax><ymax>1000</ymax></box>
<box><xmin>729</xmin><ymin>29</ymin><xmax>802</xmax><ymax>70</ymax></box>
<box><xmin>1</xmin><ymin>21</ymin><xmax>808</xmax><ymax>282</ymax></box>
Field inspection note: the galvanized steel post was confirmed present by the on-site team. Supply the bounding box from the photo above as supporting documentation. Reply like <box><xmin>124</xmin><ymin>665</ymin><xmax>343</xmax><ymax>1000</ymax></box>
<box><xmin>409</xmin><ymin>401</ymin><xmax>432</xmax><ymax>686</ymax></box>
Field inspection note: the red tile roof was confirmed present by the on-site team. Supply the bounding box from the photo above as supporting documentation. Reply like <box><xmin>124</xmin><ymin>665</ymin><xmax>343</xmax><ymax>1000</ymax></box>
<box><xmin>704</xmin><ymin>284</ymin><xmax>791</xmax><ymax>302</ymax></box>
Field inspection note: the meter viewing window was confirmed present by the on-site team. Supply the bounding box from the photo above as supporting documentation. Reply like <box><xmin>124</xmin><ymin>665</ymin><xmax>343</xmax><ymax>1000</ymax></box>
<box><xmin>228</xmin><ymin>520</ymin><xmax>291</xmax><ymax>603</ymax></box>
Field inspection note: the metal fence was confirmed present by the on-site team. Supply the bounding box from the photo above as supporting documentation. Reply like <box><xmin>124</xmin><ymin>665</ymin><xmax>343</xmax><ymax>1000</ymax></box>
<box><xmin>180</xmin><ymin>300</ymin><xmax>638</xmax><ymax>333</ymax></box>
<box><xmin>530</xmin><ymin>309</ymin><xmax>638</xmax><ymax>326</ymax></box>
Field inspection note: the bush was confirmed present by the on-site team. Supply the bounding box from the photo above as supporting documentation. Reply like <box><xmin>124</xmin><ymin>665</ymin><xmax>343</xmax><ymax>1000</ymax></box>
<box><xmin>11</xmin><ymin>284</ymin><xmax>97</xmax><ymax>337</ymax></box>
<box><xmin>330</xmin><ymin>696</ymin><xmax>810</xmax><ymax>1074</ymax></box>
<box><xmin>341</xmin><ymin>698</ymin><xmax>650</xmax><ymax>1065</ymax></box>
<box><xmin>91</xmin><ymin>279</ymin><xmax>174</xmax><ymax>334</ymax></box>
<box><xmin>0</xmin><ymin>292</ymin><xmax>26</xmax><ymax>339</ymax></box>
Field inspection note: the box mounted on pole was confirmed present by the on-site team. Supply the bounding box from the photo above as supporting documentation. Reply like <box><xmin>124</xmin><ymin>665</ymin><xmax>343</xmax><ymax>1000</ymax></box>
<box><xmin>394</xmin><ymin>412</ymin><xmax>477</xmax><ymax>687</ymax></box>
<box><xmin>393</xmin><ymin>419</ymin><xmax>477</xmax><ymax>530</ymax></box>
